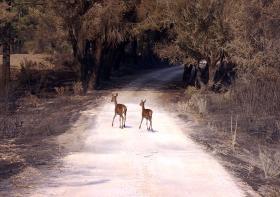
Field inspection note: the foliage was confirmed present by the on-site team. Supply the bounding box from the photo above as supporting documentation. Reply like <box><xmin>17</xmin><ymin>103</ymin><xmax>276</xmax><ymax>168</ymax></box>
<box><xmin>0</xmin><ymin>2</ymin><xmax>13</xmax><ymax>23</ymax></box>
<box><xmin>135</xmin><ymin>0</ymin><xmax>232</xmax><ymax>66</ymax></box>
<box><xmin>18</xmin><ymin>2</ymin><xmax>68</xmax><ymax>53</ymax></box>
<box><xmin>0</xmin><ymin>1</ymin><xmax>15</xmax><ymax>44</ymax></box>
<box><xmin>226</xmin><ymin>0</ymin><xmax>280</xmax><ymax>73</ymax></box>
<box><xmin>2</xmin><ymin>0</ymin><xmax>280</xmax><ymax>91</ymax></box>
<box><xmin>0</xmin><ymin>0</ymin><xmax>68</xmax><ymax>53</ymax></box>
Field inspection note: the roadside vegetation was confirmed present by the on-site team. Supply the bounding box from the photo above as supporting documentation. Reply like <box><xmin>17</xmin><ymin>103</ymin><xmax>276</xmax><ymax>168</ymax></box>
<box><xmin>0</xmin><ymin>0</ymin><xmax>279</xmax><ymax>196</ymax></box>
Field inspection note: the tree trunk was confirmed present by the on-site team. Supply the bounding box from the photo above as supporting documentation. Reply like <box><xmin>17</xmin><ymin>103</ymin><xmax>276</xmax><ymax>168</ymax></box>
<box><xmin>207</xmin><ymin>51</ymin><xmax>222</xmax><ymax>89</ymax></box>
<box><xmin>0</xmin><ymin>26</ymin><xmax>11</xmax><ymax>98</ymax></box>
<box><xmin>87</xmin><ymin>40</ymin><xmax>103</xmax><ymax>90</ymax></box>
<box><xmin>101</xmin><ymin>47</ymin><xmax>113</xmax><ymax>81</ymax></box>
<box><xmin>132</xmin><ymin>39</ymin><xmax>138</xmax><ymax>65</ymax></box>
<box><xmin>69</xmin><ymin>27</ymin><xmax>80</xmax><ymax>60</ymax></box>
<box><xmin>113</xmin><ymin>42</ymin><xmax>126</xmax><ymax>71</ymax></box>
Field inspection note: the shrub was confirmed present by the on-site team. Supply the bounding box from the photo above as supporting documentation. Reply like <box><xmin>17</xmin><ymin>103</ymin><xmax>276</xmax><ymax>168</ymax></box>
<box><xmin>0</xmin><ymin>115</ymin><xmax>23</xmax><ymax>138</ymax></box>
<box><xmin>185</xmin><ymin>87</ymin><xmax>199</xmax><ymax>99</ymax></box>
<box><xmin>54</xmin><ymin>87</ymin><xmax>65</xmax><ymax>96</ymax></box>
<box><xmin>258</xmin><ymin>185</ymin><xmax>280</xmax><ymax>197</ymax></box>
<box><xmin>73</xmin><ymin>82</ymin><xmax>83</xmax><ymax>96</ymax></box>
<box><xmin>259</xmin><ymin>146</ymin><xmax>280</xmax><ymax>179</ymax></box>
<box><xmin>232</xmin><ymin>70</ymin><xmax>280</xmax><ymax>117</ymax></box>
<box><xmin>17</xmin><ymin>60</ymin><xmax>48</xmax><ymax>93</ymax></box>
<box><xmin>176</xmin><ymin>101</ymin><xmax>190</xmax><ymax>113</ymax></box>
<box><xmin>188</xmin><ymin>94</ymin><xmax>208</xmax><ymax>115</ymax></box>
<box><xmin>20</xmin><ymin>92</ymin><xmax>40</xmax><ymax>108</ymax></box>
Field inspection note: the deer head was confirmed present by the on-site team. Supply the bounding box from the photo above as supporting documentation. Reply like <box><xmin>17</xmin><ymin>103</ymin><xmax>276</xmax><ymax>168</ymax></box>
<box><xmin>140</xmin><ymin>99</ymin><xmax>146</xmax><ymax>107</ymax></box>
<box><xmin>111</xmin><ymin>93</ymin><xmax>118</xmax><ymax>103</ymax></box>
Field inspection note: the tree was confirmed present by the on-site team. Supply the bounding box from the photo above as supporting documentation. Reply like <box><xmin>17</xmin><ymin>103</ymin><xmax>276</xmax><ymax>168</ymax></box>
<box><xmin>0</xmin><ymin>1</ymin><xmax>13</xmax><ymax>97</ymax></box>
<box><xmin>134</xmin><ymin>0</ymin><xmax>233</xmax><ymax>86</ymax></box>
<box><xmin>226</xmin><ymin>0</ymin><xmax>280</xmax><ymax>74</ymax></box>
<box><xmin>49</xmin><ymin>0</ymin><xmax>141</xmax><ymax>91</ymax></box>
<box><xmin>12</xmin><ymin>1</ymin><xmax>67</xmax><ymax>53</ymax></box>
<box><xmin>1</xmin><ymin>0</ymin><xmax>55</xmax><ymax>97</ymax></box>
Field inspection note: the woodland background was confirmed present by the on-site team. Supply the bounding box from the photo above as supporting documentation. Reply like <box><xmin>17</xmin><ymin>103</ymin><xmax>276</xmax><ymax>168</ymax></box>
<box><xmin>0</xmin><ymin>0</ymin><xmax>280</xmax><ymax>195</ymax></box>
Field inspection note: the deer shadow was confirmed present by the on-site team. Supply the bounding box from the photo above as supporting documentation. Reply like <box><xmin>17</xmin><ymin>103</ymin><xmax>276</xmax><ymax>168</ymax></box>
<box><xmin>123</xmin><ymin>125</ymin><xmax>133</xmax><ymax>129</ymax></box>
<box><xmin>46</xmin><ymin>179</ymin><xmax>110</xmax><ymax>188</ymax></box>
<box><xmin>139</xmin><ymin>129</ymin><xmax>159</xmax><ymax>133</ymax></box>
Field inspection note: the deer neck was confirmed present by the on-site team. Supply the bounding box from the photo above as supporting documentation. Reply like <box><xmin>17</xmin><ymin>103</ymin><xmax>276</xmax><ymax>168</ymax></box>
<box><xmin>142</xmin><ymin>105</ymin><xmax>145</xmax><ymax>111</ymax></box>
<box><xmin>114</xmin><ymin>99</ymin><xmax>118</xmax><ymax>107</ymax></box>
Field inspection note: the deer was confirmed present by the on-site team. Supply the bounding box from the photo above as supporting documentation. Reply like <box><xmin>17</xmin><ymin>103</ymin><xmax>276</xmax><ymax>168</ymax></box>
<box><xmin>139</xmin><ymin>99</ymin><xmax>153</xmax><ymax>131</ymax></box>
<box><xmin>111</xmin><ymin>93</ymin><xmax>127</xmax><ymax>129</ymax></box>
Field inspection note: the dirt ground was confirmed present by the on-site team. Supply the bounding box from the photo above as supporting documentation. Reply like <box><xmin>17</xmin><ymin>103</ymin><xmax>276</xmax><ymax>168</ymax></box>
<box><xmin>1</xmin><ymin>66</ymin><xmax>279</xmax><ymax>196</ymax></box>
<box><xmin>0</xmin><ymin>92</ymin><xmax>107</xmax><ymax>195</ymax></box>
<box><xmin>169</xmin><ymin>90</ymin><xmax>280</xmax><ymax>196</ymax></box>
<box><xmin>2</xmin><ymin>66</ymin><xmax>254</xmax><ymax>197</ymax></box>
<box><xmin>0</xmin><ymin>66</ymin><xmax>170</xmax><ymax>195</ymax></box>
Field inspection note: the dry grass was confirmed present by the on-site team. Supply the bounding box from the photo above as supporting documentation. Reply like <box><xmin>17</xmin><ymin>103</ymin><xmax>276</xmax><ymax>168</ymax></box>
<box><xmin>73</xmin><ymin>82</ymin><xmax>83</xmax><ymax>96</ymax></box>
<box><xmin>0</xmin><ymin>115</ymin><xmax>23</xmax><ymax>138</ymax></box>
<box><xmin>176</xmin><ymin>70</ymin><xmax>280</xmax><ymax>194</ymax></box>
<box><xmin>19</xmin><ymin>93</ymin><xmax>41</xmax><ymax>108</ymax></box>
<box><xmin>186</xmin><ymin>93</ymin><xmax>208</xmax><ymax>116</ymax></box>
<box><xmin>259</xmin><ymin>146</ymin><xmax>280</xmax><ymax>179</ymax></box>
<box><xmin>0</xmin><ymin>54</ymin><xmax>55</xmax><ymax>80</ymax></box>
<box><xmin>258</xmin><ymin>185</ymin><xmax>280</xmax><ymax>197</ymax></box>
<box><xmin>184</xmin><ymin>86</ymin><xmax>200</xmax><ymax>98</ymax></box>
<box><xmin>231</xmin><ymin>115</ymin><xmax>238</xmax><ymax>151</ymax></box>
<box><xmin>54</xmin><ymin>87</ymin><xmax>66</xmax><ymax>96</ymax></box>
<box><xmin>233</xmin><ymin>76</ymin><xmax>280</xmax><ymax>118</ymax></box>
<box><xmin>0</xmin><ymin>91</ymin><xmax>104</xmax><ymax>195</ymax></box>
<box><xmin>0</xmin><ymin>54</ymin><xmax>53</xmax><ymax>69</ymax></box>
<box><xmin>15</xmin><ymin>57</ymin><xmax>78</xmax><ymax>95</ymax></box>
<box><xmin>176</xmin><ymin>101</ymin><xmax>189</xmax><ymax>113</ymax></box>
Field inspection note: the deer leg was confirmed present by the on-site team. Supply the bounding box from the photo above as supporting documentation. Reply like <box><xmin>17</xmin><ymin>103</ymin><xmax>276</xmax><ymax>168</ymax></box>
<box><xmin>122</xmin><ymin>115</ymin><xmax>125</xmax><ymax>129</ymax></box>
<box><xmin>112</xmin><ymin>114</ymin><xmax>117</xmax><ymax>127</ymax></box>
<box><xmin>124</xmin><ymin>109</ymin><xmax>127</xmax><ymax>128</ymax></box>
<box><xmin>123</xmin><ymin>113</ymin><xmax>126</xmax><ymax>128</ymax></box>
<box><xmin>119</xmin><ymin>116</ymin><xmax>122</xmax><ymax>128</ymax></box>
<box><xmin>150</xmin><ymin>119</ymin><xmax>153</xmax><ymax>131</ymax></box>
<box><xmin>120</xmin><ymin>115</ymin><xmax>125</xmax><ymax>129</ymax></box>
<box><xmin>146</xmin><ymin>119</ymin><xmax>149</xmax><ymax>130</ymax></box>
<box><xmin>139</xmin><ymin>117</ymin><xmax>143</xmax><ymax>129</ymax></box>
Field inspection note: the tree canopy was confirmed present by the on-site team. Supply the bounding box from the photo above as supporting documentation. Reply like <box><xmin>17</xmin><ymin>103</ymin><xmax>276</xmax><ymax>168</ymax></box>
<box><xmin>1</xmin><ymin>0</ymin><xmax>280</xmax><ymax>92</ymax></box>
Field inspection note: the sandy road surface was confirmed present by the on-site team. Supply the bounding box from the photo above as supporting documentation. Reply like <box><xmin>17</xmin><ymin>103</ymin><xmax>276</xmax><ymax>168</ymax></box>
<box><xmin>29</xmin><ymin>66</ymin><xmax>247</xmax><ymax>197</ymax></box>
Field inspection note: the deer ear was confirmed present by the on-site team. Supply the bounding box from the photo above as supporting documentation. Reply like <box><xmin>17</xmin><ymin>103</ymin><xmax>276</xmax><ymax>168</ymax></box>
<box><xmin>144</xmin><ymin>99</ymin><xmax>146</xmax><ymax>103</ymax></box>
<box><xmin>116</xmin><ymin>93</ymin><xmax>118</xmax><ymax>96</ymax></box>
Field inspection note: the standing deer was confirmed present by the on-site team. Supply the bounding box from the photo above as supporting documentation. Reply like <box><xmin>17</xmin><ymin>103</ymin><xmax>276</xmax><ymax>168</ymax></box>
<box><xmin>111</xmin><ymin>93</ymin><xmax>127</xmax><ymax>129</ymax></box>
<box><xmin>139</xmin><ymin>99</ymin><xmax>153</xmax><ymax>131</ymax></box>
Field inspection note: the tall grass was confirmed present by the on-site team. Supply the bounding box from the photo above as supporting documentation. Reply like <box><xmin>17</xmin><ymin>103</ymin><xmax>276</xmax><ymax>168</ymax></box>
<box><xmin>259</xmin><ymin>145</ymin><xmax>280</xmax><ymax>179</ymax></box>
<box><xmin>233</xmin><ymin>75</ymin><xmax>280</xmax><ymax>118</ymax></box>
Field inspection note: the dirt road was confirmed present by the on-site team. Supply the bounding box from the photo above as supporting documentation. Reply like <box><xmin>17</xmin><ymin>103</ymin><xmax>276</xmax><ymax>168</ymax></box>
<box><xmin>29</xmin><ymin>66</ymin><xmax>247</xmax><ymax>197</ymax></box>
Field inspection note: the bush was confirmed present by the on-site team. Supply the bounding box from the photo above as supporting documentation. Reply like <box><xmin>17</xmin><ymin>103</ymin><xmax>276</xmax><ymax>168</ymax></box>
<box><xmin>0</xmin><ymin>115</ymin><xmax>23</xmax><ymax>138</ymax></box>
<box><xmin>17</xmin><ymin>59</ymin><xmax>78</xmax><ymax>95</ymax></box>
<box><xmin>19</xmin><ymin>92</ymin><xmax>41</xmax><ymax>108</ymax></box>
<box><xmin>48</xmin><ymin>53</ymin><xmax>80</xmax><ymax>73</ymax></box>
<box><xmin>188</xmin><ymin>93</ymin><xmax>208</xmax><ymax>115</ymax></box>
<box><xmin>54</xmin><ymin>86</ymin><xmax>65</xmax><ymax>96</ymax></box>
<box><xmin>73</xmin><ymin>82</ymin><xmax>83</xmax><ymax>96</ymax></box>
<box><xmin>17</xmin><ymin>60</ymin><xmax>48</xmax><ymax>93</ymax></box>
<box><xmin>258</xmin><ymin>185</ymin><xmax>280</xmax><ymax>197</ymax></box>
<box><xmin>232</xmin><ymin>74</ymin><xmax>280</xmax><ymax>117</ymax></box>
<box><xmin>259</xmin><ymin>146</ymin><xmax>280</xmax><ymax>179</ymax></box>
